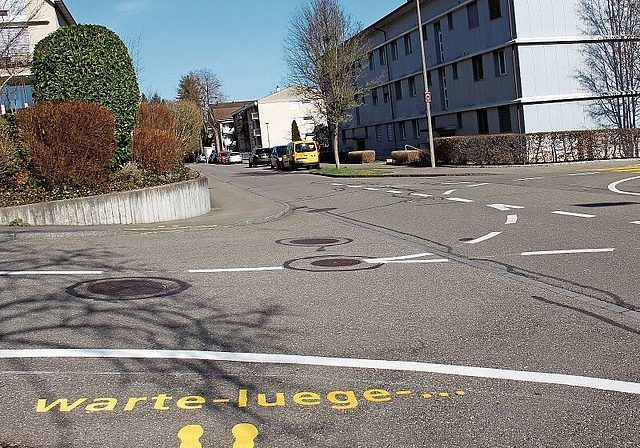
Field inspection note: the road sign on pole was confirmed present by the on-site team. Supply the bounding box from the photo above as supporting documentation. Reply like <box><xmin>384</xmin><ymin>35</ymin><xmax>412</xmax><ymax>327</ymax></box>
<box><xmin>424</xmin><ymin>91</ymin><xmax>431</xmax><ymax>103</ymax></box>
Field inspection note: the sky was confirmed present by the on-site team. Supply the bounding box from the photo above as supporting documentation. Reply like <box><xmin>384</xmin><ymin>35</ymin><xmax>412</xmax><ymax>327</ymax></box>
<box><xmin>62</xmin><ymin>0</ymin><xmax>404</xmax><ymax>102</ymax></box>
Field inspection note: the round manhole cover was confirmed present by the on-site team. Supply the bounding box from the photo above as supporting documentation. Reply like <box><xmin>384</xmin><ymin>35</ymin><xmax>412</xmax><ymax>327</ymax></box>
<box><xmin>67</xmin><ymin>277</ymin><xmax>190</xmax><ymax>301</ymax></box>
<box><xmin>285</xmin><ymin>255</ymin><xmax>381</xmax><ymax>272</ymax></box>
<box><xmin>276</xmin><ymin>237</ymin><xmax>353</xmax><ymax>248</ymax></box>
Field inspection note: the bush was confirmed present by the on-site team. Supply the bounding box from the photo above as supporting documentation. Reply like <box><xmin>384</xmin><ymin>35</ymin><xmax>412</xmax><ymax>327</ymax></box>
<box><xmin>166</xmin><ymin>100</ymin><xmax>203</xmax><ymax>159</ymax></box>
<box><xmin>0</xmin><ymin>116</ymin><xmax>20</xmax><ymax>182</ymax></box>
<box><xmin>347</xmin><ymin>150</ymin><xmax>376</xmax><ymax>163</ymax></box>
<box><xmin>17</xmin><ymin>100</ymin><xmax>116</xmax><ymax>188</ymax></box>
<box><xmin>32</xmin><ymin>25</ymin><xmax>140</xmax><ymax>166</ymax></box>
<box><xmin>136</xmin><ymin>103</ymin><xmax>175</xmax><ymax>132</ymax></box>
<box><xmin>131</xmin><ymin>128</ymin><xmax>183</xmax><ymax>175</ymax></box>
<box><xmin>391</xmin><ymin>150</ymin><xmax>422</xmax><ymax>165</ymax></box>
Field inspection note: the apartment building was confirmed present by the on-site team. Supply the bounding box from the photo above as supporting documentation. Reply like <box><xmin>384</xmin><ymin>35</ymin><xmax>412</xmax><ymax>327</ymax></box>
<box><xmin>342</xmin><ymin>0</ymin><xmax>628</xmax><ymax>158</ymax></box>
<box><xmin>0</xmin><ymin>0</ymin><xmax>75</xmax><ymax>112</ymax></box>
<box><xmin>232</xmin><ymin>86</ymin><xmax>324</xmax><ymax>152</ymax></box>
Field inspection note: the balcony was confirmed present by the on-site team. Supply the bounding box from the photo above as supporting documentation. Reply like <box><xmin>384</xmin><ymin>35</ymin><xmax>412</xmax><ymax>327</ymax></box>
<box><xmin>251</xmin><ymin>112</ymin><xmax>259</xmax><ymax>121</ymax></box>
<box><xmin>252</xmin><ymin>129</ymin><xmax>261</xmax><ymax>137</ymax></box>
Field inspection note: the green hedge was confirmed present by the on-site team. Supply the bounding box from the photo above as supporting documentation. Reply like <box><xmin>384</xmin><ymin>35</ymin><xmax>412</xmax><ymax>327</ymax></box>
<box><xmin>32</xmin><ymin>25</ymin><xmax>140</xmax><ymax>166</ymax></box>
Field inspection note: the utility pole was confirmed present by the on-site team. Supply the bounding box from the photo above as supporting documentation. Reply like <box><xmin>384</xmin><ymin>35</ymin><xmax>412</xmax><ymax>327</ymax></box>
<box><xmin>416</xmin><ymin>0</ymin><xmax>436</xmax><ymax>167</ymax></box>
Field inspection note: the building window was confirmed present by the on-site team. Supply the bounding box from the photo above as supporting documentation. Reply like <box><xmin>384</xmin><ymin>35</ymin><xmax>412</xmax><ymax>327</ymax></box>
<box><xmin>457</xmin><ymin>112</ymin><xmax>463</xmax><ymax>129</ymax></box>
<box><xmin>379</xmin><ymin>47</ymin><xmax>387</xmax><ymax>66</ymax></box>
<box><xmin>413</xmin><ymin>119</ymin><xmax>421</xmax><ymax>138</ymax></box>
<box><xmin>489</xmin><ymin>0</ymin><xmax>502</xmax><ymax>20</ymax></box>
<box><xmin>439</xmin><ymin>67</ymin><xmax>449</xmax><ymax>110</ymax></box>
<box><xmin>434</xmin><ymin>22</ymin><xmax>443</xmax><ymax>64</ymax></box>
<box><xmin>467</xmin><ymin>1</ymin><xmax>479</xmax><ymax>29</ymax></box>
<box><xmin>498</xmin><ymin>106</ymin><xmax>512</xmax><ymax>133</ymax></box>
<box><xmin>477</xmin><ymin>109</ymin><xmax>489</xmax><ymax>134</ymax></box>
<box><xmin>427</xmin><ymin>70</ymin><xmax>432</xmax><ymax>86</ymax></box>
<box><xmin>447</xmin><ymin>12</ymin><xmax>454</xmax><ymax>30</ymax></box>
<box><xmin>355</xmin><ymin>107</ymin><xmax>361</xmax><ymax>126</ymax></box>
<box><xmin>369</xmin><ymin>52</ymin><xmax>375</xmax><ymax>71</ymax></box>
<box><xmin>383</xmin><ymin>85</ymin><xmax>390</xmax><ymax>103</ymax></box>
<box><xmin>376</xmin><ymin>125</ymin><xmax>383</xmax><ymax>142</ymax></box>
<box><xmin>0</xmin><ymin>10</ymin><xmax>8</xmax><ymax>17</ymax></box>
<box><xmin>422</xmin><ymin>24</ymin><xmax>428</xmax><ymax>40</ymax></box>
<box><xmin>452</xmin><ymin>62</ymin><xmax>459</xmax><ymax>79</ymax></box>
<box><xmin>494</xmin><ymin>50</ymin><xmax>507</xmax><ymax>76</ymax></box>
<box><xmin>399</xmin><ymin>121</ymin><xmax>407</xmax><ymax>140</ymax></box>
<box><xmin>472</xmin><ymin>55</ymin><xmax>484</xmax><ymax>81</ymax></box>
<box><xmin>372</xmin><ymin>88</ymin><xmax>378</xmax><ymax>106</ymax></box>
<box><xmin>395</xmin><ymin>81</ymin><xmax>403</xmax><ymax>101</ymax></box>
<box><xmin>391</xmin><ymin>40</ymin><xmax>398</xmax><ymax>61</ymax></box>
<box><xmin>409</xmin><ymin>76</ymin><xmax>417</xmax><ymax>97</ymax></box>
<box><xmin>404</xmin><ymin>34</ymin><xmax>413</xmax><ymax>55</ymax></box>
<box><xmin>387</xmin><ymin>124</ymin><xmax>394</xmax><ymax>142</ymax></box>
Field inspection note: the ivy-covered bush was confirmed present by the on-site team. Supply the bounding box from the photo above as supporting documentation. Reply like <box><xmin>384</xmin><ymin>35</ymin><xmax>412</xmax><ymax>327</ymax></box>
<box><xmin>31</xmin><ymin>24</ymin><xmax>140</xmax><ymax>166</ymax></box>
<box><xmin>17</xmin><ymin>100</ymin><xmax>116</xmax><ymax>188</ymax></box>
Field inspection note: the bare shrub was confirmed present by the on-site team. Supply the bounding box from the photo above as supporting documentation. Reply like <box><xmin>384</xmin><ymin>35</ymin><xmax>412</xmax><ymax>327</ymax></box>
<box><xmin>136</xmin><ymin>102</ymin><xmax>175</xmax><ymax>132</ymax></box>
<box><xmin>17</xmin><ymin>100</ymin><xmax>116</xmax><ymax>188</ymax></box>
<box><xmin>391</xmin><ymin>150</ymin><xmax>421</xmax><ymax>165</ymax></box>
<box><xmin>131</xmin><ymin>128</ymin><xmax>183</xmax><ymax>174</ymax></box>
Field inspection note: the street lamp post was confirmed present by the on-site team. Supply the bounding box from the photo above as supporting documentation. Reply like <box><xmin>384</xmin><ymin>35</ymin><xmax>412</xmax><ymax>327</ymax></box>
<box><xmin>416</xmin><ymin>0</ymin><xmax>436</xmax><ymax>168</ymax></box>
<box><xmin>265</xmin><ymin>122</ymin><xmax>271</xmax><ymax>148</ymax></box>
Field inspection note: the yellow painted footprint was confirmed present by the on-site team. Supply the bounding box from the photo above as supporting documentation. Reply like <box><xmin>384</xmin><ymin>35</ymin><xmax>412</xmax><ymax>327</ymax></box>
<box><xmin>177</xmin><ymin>425</ymin><xmax>204</xmax><ymax>448</ymax></box>
<box><xmin>232</xmin><ymin>423</ymin><xmax>259</xmax><ymax>448</ymax></box>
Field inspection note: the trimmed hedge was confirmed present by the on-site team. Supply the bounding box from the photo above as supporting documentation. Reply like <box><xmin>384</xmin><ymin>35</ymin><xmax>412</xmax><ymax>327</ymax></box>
<box><xmin>32</xmin><ymin>25</ymin><xmax>140</xmax><ymax>166</ymax></box>
<box><xmin>347</xmin><ymin>150</ymin><xmax>376</xmax><ymax>163</ymax></box>
<box><xmin>391</xmin><ymin>150</ymin><xmax>422</xmax><ymax>165</ymax></box>
<box><xmin>131</xmin><ymin>128</ymin><xmax>183</xmax><ymax>175</ymax></box>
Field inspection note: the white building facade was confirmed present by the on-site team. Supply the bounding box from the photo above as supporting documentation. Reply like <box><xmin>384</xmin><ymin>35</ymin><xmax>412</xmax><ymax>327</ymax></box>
<box><xmin>342</xmin><ymin>0</ymin><xmax>631</xmax><ymax>158</ymax></box>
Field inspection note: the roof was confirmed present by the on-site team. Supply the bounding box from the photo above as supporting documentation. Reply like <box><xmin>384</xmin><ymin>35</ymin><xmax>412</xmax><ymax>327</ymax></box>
<box><xmin>54</xmin><ymin>0</ymin><xmax>76</xmax><ymax>26</ymax></box>
<box><xmin>210</xmin><ymin>101</ymin><xmax>253</xmax><ymax>121</ymax></box>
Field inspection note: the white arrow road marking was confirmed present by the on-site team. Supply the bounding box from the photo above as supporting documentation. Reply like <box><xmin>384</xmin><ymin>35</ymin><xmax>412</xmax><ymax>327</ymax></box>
<box><xmin>1</xmin><ymin>349</ymin><xmax>638</xmax><ymax>395</ymax></box>
<box><xmin>487</xmin><ymin>204</ymin><xmax>525</xmax><ymax>212</ymax></box>
<box><xmin>552</xmin><ymin>211</ymin><xmax>596</xmax><ymax>218</ymax></box>
<box><xmin>443</xmin><ymin>189</ymin><xmax>456</xmax><ymax>195</ymax></box>
<box><xmin>0</xmin><ymin>270</ymin><xmax>103</xmax><ymax>276</ymax></box>
<box><xmin>521</xmin><ymin>248</ymin><xmax>615</xmax><ymax>256</ymax></box>
<box><xmin>464</xmin><ymin>231</ymin><xmax>502</xmax><ymax>244</ymax></box>
<box><xmin>505</xmin><ymin>215</ymin><xmax>518</xmax><ymax>225</ymax></box>
<box><xmin>608</xmin><ymin>176</ymin><xmax>640</xmax><ymax>196</ymax></box>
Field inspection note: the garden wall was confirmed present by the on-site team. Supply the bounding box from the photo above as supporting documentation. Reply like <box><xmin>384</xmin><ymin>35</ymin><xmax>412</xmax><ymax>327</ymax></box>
<box><xmin>0</xmin><ymin>176</ymin><xmax>210</xmax><ymax>226</ymax></box>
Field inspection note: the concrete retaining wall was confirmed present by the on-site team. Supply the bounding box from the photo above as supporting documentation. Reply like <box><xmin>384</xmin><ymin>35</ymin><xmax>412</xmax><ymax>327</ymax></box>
<box><xmin>0</xmin><ymin>177</ymin><xmax>211</xmax><ymax>226</ymax></box>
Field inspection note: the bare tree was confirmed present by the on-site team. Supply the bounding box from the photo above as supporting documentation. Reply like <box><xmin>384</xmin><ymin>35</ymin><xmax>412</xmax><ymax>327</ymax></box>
<box><xmin>284</xmin><ymin>0</ymin><xmax>372</xmax><ymax>168</ymax></box>
<box><xmin>0</xmin><ymin>0</ymin><xmax>45</xmax><ymax>112</ymax></box>
<box><xmin>576</xmin><ymin>0</ymin><xmax>640</xmax><ymax>128</ymax></box>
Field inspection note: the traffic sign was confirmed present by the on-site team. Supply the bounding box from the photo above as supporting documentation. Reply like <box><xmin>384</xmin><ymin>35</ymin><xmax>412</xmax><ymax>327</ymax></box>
<box><xmin>424</xmin><ymin>91</ymin><xmax>431</xmax><ymax>103</ymax></box>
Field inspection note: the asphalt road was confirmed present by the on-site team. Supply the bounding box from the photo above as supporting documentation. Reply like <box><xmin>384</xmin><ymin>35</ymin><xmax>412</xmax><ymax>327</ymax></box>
<box><xmin>0</xmin><ymin>160</ymin><xmax>639</xmax><ymax>447</ymax></box>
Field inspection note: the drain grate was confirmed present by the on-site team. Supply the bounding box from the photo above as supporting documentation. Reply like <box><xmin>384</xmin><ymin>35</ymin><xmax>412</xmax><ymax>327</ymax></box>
<box><xmin>285</xmin><ymin>255</ymin><xmax>381</xmax><ymax>272</ymax></box>
<box><xmin>67</xmin><ymin>277</ymin><xmax>190</xmax><ymax>301</ymax></box>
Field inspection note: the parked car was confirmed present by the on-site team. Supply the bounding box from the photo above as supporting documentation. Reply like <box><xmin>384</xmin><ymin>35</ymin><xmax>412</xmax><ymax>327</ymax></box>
<box><xmin>216</xmin><ymin>151</ymin><xmax>229</xmax><ymax>164</ymax></box>
<box><xmin>248</xmin><ymin>148</ymin><xmax>271</xmax><ymax>167</ymax></box>
<box><xmin>208</xmin><ymin>151</ymin><xmax>218</xmax><ymax>164</ymax></box>
<box><xmin>270</xmin><ymin>145</ymin><xmax>287</xmax><ymax>169</ymax></box>
<box><xmin>282</xmin><ymin>140</ymin><xmax>320</xmax><ymax>170</ymax></box>
<box><xmin>228</xmin><ymin>151</ymin><xmax>243</xmax><ymax>164</ymax></box>
<box><xmin>195</xmin><ymin>153</ymin><xmax>207</xmax><ymax>163</ymax></box>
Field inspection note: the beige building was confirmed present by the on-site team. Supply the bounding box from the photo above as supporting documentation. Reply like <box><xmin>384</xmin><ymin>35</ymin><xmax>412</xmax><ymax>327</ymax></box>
<box><xmin>232</xmin><ymin>86</ymin><xmax>325</xmax><ymax>152</ymax></box>
<box><xmin>0</xmin><ymin>0</ymin><xmax>75</xmax><ymax>112</ymax></box>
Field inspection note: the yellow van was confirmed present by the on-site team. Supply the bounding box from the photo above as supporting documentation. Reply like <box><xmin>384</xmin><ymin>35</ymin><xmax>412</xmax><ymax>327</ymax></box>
<box><xmin>283</xmin><ymin>140</ymin><xmax>320</xmax><ymax>170</ymax></box>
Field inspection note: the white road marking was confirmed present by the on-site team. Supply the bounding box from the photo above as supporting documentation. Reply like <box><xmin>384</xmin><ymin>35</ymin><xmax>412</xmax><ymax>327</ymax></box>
<box><xmin>410</xmin><ymin>193</ymin><xmax>432</xmax><ymax>198</ymax></box>
<box><xmin>487</xmin><ymin>204</ymin><xmax>524</xmax><ymax>212</ymax></box>
<box><xmin>568</xmin><ymin>172</ymin><xmax>597</xmax><ymax>176</ymax></box>
<box><xmin>521</xmin><ymin>248</ymin><xmax>615</xmax><ymax>256</ymax></box>
<box><xmin>189</xmin><ymin>267</ymin><xmax>284</xmax><ymax>273</ymax></box>
<box><xmin>373</xmin><ymin>259</ymin><xmax>449</xmax><ymax>264</ymax></box>
<box><xmin>608</xmin><ymin>176</ymin><xmax>640</xmax><ymax>196</ymax></box>
<box><xmin>505</xmin><ymin>215</ymin><xmax>518</xmax><ymax>225</ymax></box>
<box><xmin>0</xmin><ymin>270</ymin><xmax>103</xmax><ymax>276</ymax></box>
<box><xmin>632</xmin><ymin>221</ymin><xmax>640</xmax><ymax>225</ymax></box>
<box><xmin>364</xmin><ymin>187</ymin><xmax>380</xmax><ymax>191</ymax></box>
<box><xmin>467</xmin><ymin>183</ymin><xmax>490</xmax><ymax>187</ymax></box>
<box><xmin>365</xmin><ymin>252</ymin><xmax>435</xmax><ymax>263</ymax></box>
<box><xmin>513</xmin><ymin>177</ymin><xmax>544</xmax><ymax>181</ymax></box>
<box><xmin>332</xmin><ymin>183</ymin><xmax>344</xmax><ymax>186</ymax></box>
<box><xmin>347</xmin><ymin>185</ymin><xmax>364</xmax><ymax>188</ymax></box>
<box><xmin>446</xmin><ymin>198</ymin><xmax>475</xmax><ymax>203</ymax></box>
<box><xmin>443</xmin><ymin>189</ymin><xmax>456</xmax><ymax>195</ymax></box>
<box><xmin>552</xmin><ymin>211</ymin><xmax>596</xmax><ymax>218</ymax></box>
<box><xmin>464</xmin><ymin>231</ymin><xmax>502</xmax><ymax>244</ymax></box>
<box><xmin>386</xmin><ymin>190</ymin><xmax>403</xmax><ymax>194</ymax></box>
<box><xmin>0</xmin><ymin>349</ymin><xmax>637</xmax><ymax>395</ymax></box>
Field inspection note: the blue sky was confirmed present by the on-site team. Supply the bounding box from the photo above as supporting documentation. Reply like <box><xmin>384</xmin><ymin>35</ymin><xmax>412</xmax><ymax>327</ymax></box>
<box><xmin>62</xmin><ymin>0</ymin><xmax>404</xmax><ymax>102</ymax></box>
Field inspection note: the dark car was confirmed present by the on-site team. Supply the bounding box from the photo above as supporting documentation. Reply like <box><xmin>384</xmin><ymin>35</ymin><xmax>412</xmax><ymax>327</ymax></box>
<box><xmin>270</xmin><ymin>145</ymin><xmax>287</xmax><ymax>169</ymax></box>
<box><xmin>208</xmin><ymin>151</ymin><xmax>218</xmax><ymax>164</ymax></box>
<box><xmin>248</xmin><ymin>148</ymin><xmax>271</xmax><ymax>167</ymax></box>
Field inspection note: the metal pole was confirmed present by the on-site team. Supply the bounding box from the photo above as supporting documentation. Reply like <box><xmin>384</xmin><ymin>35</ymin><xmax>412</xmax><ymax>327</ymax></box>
<box><xmin>416</xmin><ymin>0</ymin><xmax>436</xmax><ymax>167</ymax></box>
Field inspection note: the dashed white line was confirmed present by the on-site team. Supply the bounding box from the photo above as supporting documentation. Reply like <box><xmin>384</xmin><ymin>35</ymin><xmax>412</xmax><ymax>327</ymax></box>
<box><xmin>386</xmin><ymin>190</ymin><xmax>403</xmax><ymax>194</ymax></box>
<box><xmin>521</xmin><ymin>248</ymin><xmax>615</xmax><ymax>256</ymax></box>
<box><xmin>443</xmin><ymin>189</ymin><xmax>456</xmax><ymax>195</ymax></box>
<box><xmin>552</xmin><ymin>211</ymin><xmax>596</xmax><ymax>218</ymax></box>
<box><xmin>513</xmin><ymin>177</ymin><xmax>544</xmax><ymax>182</ymax></box>
<box><xmin>446</xmin><ymin>198</ymin><xmax>475</xmax><ymax>203</ymax></box>
<box><xmin>487</xmin><ymin>204</ymin><xmax>524</xmax><ymax>212</ymax></box>
<box><xmin>0</xmin><ymin>270</ymin><xmax>103</xmax><ymax>276</ymax></box>
<box><xmin>1</xmin><ymin>349</ymin><xmax>638</xmax><ymax>395</ymax></box>
<box><xmin>464</xmin><ymin>231</ymin><xmax>502</xmax><ymax>244</ymax></box>
<box><xmin>632</xmin><ymin>221</ymin><xmax>640</xmax><ymax>225</ymax></box>
<box><xmin>364</xmin><ymin>187</ymin><xmax>380</xmax><ymax>191</ymax></box>
<box><xmin>568</xmin><ymin>172</ymin><xmax>598</xmax><ymax>176</ymax></box>
<box><xmin>505</xmin><ymin>215</ymin><xmax>518</xmax><ymax>225</ymax></box>
<box><xmin>468</xmin><ymin>183</ymin><xmax>490</xmax><ymax>187</ymax></box>
<box><xmin>410</xmin><ymin>193</ymin><xmax>432</xmax><ymax>198</ymax></box>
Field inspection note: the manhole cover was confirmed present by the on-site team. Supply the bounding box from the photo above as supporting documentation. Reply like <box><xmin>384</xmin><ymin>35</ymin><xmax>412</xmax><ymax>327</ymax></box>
<box><xmin>285</xmin><ymin>255</ymin><xmax>381</xmax><ymax>272</ymax></box>
<box><xmin>67</xmin><ymin>277</ymin><xmax>190</xmax><ymax>301</ymax></box>
<box><xmin>276</xmin><ymin>237</ymin><xmax>353</xmax><ymax>248</ymax></box>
